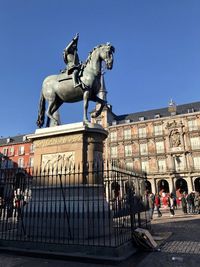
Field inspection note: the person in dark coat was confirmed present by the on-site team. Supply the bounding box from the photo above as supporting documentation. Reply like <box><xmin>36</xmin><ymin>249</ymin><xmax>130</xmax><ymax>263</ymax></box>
<box><xmin>155</xmin><ymin>193</ymin><xmax>162</xmax><ymax>217</ymax></box>
<box><xmin>181</xmin><ymin>193</ymin><xmax>187</xmax><ymax>214</ymax></box>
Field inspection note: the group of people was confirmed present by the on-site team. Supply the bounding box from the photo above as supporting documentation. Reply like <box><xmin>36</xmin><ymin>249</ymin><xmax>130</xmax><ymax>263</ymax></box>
<box><xmin>146</xmin><ymin>190</ymin><xmax>200</xmax><ymax>220</ymax></box>
<box><xmin>180</xmin><ymin>191</ymin><xmax>200</xmax><ymax>214</ymax></box>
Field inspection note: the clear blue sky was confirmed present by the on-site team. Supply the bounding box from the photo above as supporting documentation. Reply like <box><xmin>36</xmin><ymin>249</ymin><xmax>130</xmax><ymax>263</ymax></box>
<box><xmin>0</xmin><ymin>0</ymin><xmax>200</xmax><ymax>137</ymax></box>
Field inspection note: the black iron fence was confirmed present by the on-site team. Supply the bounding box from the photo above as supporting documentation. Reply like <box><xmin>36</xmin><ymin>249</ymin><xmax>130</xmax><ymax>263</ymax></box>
<box><xmin>0</xmin><ymin>163</ymin><xmax>150</xmax><ymax>251</ymax></box>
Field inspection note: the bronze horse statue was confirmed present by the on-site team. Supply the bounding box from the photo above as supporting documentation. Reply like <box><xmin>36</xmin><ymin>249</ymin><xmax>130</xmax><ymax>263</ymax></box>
<box><xmin>37</xmin><ymin>43</ymin><xmax>115</xmax><ymax>127</ymax></box>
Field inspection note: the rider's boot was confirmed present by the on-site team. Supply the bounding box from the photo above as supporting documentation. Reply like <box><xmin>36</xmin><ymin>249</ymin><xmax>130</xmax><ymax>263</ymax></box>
<box><xmin>73</xmin><ymin>70</ymin><xmax>81</xmax><ymax>88</ymax></box>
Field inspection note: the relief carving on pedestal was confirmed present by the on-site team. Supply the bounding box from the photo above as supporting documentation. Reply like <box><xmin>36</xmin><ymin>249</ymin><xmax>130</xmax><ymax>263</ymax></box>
<box><xmin>41</xmin><ymin>151</ymin><xmax>75</xmax><ymax>173</ymax></box>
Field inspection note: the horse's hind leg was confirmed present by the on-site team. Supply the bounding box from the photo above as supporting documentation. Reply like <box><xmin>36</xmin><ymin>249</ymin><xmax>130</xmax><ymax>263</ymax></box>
<box><xmin>46</xmin><ymin>97</ymin><xmax>63</xmax><ymax>126</ymax></box>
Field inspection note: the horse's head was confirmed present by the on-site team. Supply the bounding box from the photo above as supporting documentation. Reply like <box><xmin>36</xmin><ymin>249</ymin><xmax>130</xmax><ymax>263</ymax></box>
<box><xmin>99</xmin><ymin>43</ymin><xmax>115</xmax><ymax>70</ymax></box>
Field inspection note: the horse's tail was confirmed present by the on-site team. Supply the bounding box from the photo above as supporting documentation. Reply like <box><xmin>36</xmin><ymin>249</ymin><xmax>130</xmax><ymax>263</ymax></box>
<box><xmin>36</xmin><ymin>92</ymin><xmax>45</xmax><ymax>128</ymax></box>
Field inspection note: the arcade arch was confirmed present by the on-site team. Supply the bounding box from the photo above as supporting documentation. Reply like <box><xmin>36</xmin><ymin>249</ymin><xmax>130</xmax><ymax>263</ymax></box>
<box><xmin>194</xmin><ymin>177</ymin><xmax>200</xmax><ymax>193</ymax></box>
<box><xmin>145</xmin><ymin>180</ymin><xmax>152</xmax><ymax>193</ymax></box>
<box><xmin>175</xmin><ymin>178</ymin><xmax>188</xmax><ymax>194</ymax></box>
<box><xmin>157</xmin><ymin>179</ymin><xmax>169</xmax><ymax>194</ymax></box>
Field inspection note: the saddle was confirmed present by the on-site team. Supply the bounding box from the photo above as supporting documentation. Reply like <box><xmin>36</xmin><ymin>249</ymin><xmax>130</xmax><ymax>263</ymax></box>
<box><xmin>57</xmin><ymin>72</ymin><xmax>72</xmax><ymax>82</ymax></box>
<box><xmin>58</xmin><ymin>64</ymin><xmax>84</xmax><ymax>83</ymax></box>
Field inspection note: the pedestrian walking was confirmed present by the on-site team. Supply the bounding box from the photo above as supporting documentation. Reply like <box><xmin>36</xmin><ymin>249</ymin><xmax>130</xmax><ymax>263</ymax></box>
<box><xmin>194</xmin><ymin>192</ymin><xmax>200</xmax><ymax>214</ymax></box>
<box><xmin>154</xmin><ymin>193</ymin><xmax>162</xmax><ymax>217</ymax></box>
<box><xmin>181</xmin><ymin>193</ymin><xmax>187</xmax><ymax>214</ymax></box>
<box><xmin>161</xmin><ymin>192</ymin><xmax>168</xmax><ymax>209</ymax></box>
<box><xmin>169</xmin><ymin>193</ymin><xmax>175</xmax><ymax>217</ymax></box>
<box><xmin>187</xmin><ymin>192</ymin><xmax>195</xmax><ymax>214</ymax></box>
<box><xmin>148</xmin><ymin>193</ymin><xmax>155</xmax><ymax>220</ymax></box>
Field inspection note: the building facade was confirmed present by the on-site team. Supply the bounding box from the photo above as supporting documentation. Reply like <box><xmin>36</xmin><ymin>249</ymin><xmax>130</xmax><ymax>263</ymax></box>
<box><xmin>1</xmin><ymin>97</ymin><xmax>200</xmax><ymax>196</ymax></box>
<box><xmin>0</xmin><ymin>135</ymin><xmax>34</xmax><ymax>170</ymax></box>
<box><xmin>92</xmin><ymin>100</ymin><xmax>200</xmax><ymax>195</ymax></box>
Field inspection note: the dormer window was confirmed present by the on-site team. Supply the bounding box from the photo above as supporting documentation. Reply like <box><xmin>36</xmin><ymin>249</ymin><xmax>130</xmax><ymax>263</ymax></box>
<box><xmin>154</xmin><ymin>114</ymin><xmax>160</xmax><ymax>119</ymax></box>
<box><xmin>139</xmin><ymin>116</ymin><xmax>145</xmax><ymax>121</ymax></box>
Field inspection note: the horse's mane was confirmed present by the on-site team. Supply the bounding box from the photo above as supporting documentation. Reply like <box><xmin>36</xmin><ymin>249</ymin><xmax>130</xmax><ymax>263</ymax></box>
<box><xmin>84</xmin><ymin>43</ymin><xmax>114</xmax><ymax>65</ymax></box>
<box><xmin>85</xmin><ymin>44</ymin><xmax>103</xmax><ymax>65</ymax></box>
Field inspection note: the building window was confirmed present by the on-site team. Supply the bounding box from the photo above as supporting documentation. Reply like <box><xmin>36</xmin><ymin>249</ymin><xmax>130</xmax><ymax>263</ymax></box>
<box><xmin>2</xmin><ymin>148</ymin><xmax>8</xmax><ymax>156</ymax></box>
<box><xmin>174</xmin><ymin>156</ymin><xmax>185</xmax><ymax>171</ymax></box>
<box><xmin>125</xmin><ymin>145</ymin><xmax>132</xmax><ymax>157</ymax></box>
<box><xmin>110</xmin><ymin>131</ymin><xmax>117</xmax><ymax>142</ymax></box>
<box><xmin>126</xmin><ymin>161</ymin><xmax>133</xmax><ymax>170</ymax></box>
<box><xmin>190</xmin><ymin>137</ymin><xmax>200</xmax><ymax>149</ymax></box>
<box><xmin>193</xmin><ymin>156</ymin><xmax>200</xmax><ymax>170</ymax></box>
<box><xmin>138</xmin><ymin>127</ymin><xmax>146</xmax><ymax>138</ymax></box>
<box><xmin>139</xmin><ymin>116</ymin><xmax>145</xmax><ymax>121</ymax></box>
<box><xmin>158</xmin><ymin>159</ymin><xmax>166</xmax><ymax>172</ymax></box>
<box><xmin>9</xmin><ymin>147</ymin><xmax>15</xmax><ymax>156</ymax></box>
<box><xmin>124</xmin><ymin>128</ymin><xmax>131</xmax><ymax>140</ymax></box>
<box><xmin>140</xmin><ymin>143</ymin><xmax>148</xmax><ymax>155</ymax></box>
<box><xmin>30</xmin><ymin>144</ymin><xmax>34</xmax><ymax>153</ymax></box>
<box><xmin>18</xmin><ymin>158</ymin><xmax>24</xmax><ymax>168</ymax></box>
<box><xmin>154</xmin><ymin>114</ymin><xmax>160</xmax><ymax>119</ymax></box>
<box><xmin>28</xmin><ymin>157</ymin><xmax>34</xmax><ymax>167</ymax></box>
<box><xmin>188</xmin><ymin>120</ymin><xmax>198</xmax><ymax>131</ymax></box>
<box><xmin>18</xmin><ymin>146</ymin><xmax>25</xmax><ymax>155</ymax></box>
<box><xmin>156</xmin><ymin>141</ymin><xmax>165</xmax><ymax>153</ymax></box>
<box><xmin>141</xmin><ymin>160</ymin><xmax>149</xmax><ymax>173</ymax></box>
<box><xmin>154</xmin><ymin>125</ymin><xmax>163</xmax><ymax>136</ymax></box>
<box><xmin>110</xmin><ymin>146</ymin><xmax>118</xmax><ymax>158</ymax></box>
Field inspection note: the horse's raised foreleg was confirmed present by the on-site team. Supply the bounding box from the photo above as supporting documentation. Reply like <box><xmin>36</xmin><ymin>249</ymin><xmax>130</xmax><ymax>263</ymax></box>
<box><xmin>91</xmin><ymin>96</ymin><xmax>107</xmax><ymax>118</ymax></box>
<box><xmin>83</xmin><ymin>90</ymin><xmax>90</xmax><ymax>123</ymax></box>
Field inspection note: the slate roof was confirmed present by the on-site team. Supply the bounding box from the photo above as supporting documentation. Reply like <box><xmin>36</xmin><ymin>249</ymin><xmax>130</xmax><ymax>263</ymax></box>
<box><xmin>114</xmin><ymin>101</ymin><xmax>200</xmax><ymax>125</ymax></box>
<box><xmin>0</xmin><ymin>134</ymin><xmax>30</xmax><ymax>146</ymax></box>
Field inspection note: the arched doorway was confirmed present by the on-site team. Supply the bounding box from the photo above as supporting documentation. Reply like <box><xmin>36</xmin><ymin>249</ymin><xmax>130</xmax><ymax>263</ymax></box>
<box><xmin>125</xmin><ymin>180</ymin><xmax>135</xmax><ymax>194</ymax></box>
<box><xmin>194</xmin><ymin>178</ymin><xmax>200</xmax><ymax>193</ymax></box>
<box><xmin>175</xmin><ymin>178</ymin><xmax>188</xmax><ymax>194</ymax></box>
<box><xmin>145</xmin><ymin>180</ymin><xmax>152</xmax><ymax>193</ymax></box>
<box><xmin>157</xmin><ymin>179</ymin><xmax>169</xmax><ymax>194</ymax></box>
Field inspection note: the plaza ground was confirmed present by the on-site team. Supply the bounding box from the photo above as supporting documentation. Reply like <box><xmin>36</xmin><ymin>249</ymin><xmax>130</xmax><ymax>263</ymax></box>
<box><xmin>0</xmin><ymin>207</ymin><xmax>199</xmax><ymax>267</ymax></box>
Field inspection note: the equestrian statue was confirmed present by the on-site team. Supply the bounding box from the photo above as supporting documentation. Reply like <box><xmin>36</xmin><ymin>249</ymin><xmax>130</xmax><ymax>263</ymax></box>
<box><xmin>36</xmin><ymin>33</ymin><xmax>115</xmax><ymax>128</ymax></box>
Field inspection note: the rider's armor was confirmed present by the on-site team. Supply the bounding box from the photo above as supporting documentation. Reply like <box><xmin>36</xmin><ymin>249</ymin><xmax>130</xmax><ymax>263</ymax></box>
<box><xmin>62</xmin><ymin>35</ymin><xmax>81</xmax><ymax>88</ymax></box>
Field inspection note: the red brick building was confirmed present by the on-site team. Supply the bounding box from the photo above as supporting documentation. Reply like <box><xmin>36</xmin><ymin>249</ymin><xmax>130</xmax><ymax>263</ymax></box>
<box><xmin>0</xmin><ymin>135</ymin><xmax>34</xmax><ymax>169</ymax></box>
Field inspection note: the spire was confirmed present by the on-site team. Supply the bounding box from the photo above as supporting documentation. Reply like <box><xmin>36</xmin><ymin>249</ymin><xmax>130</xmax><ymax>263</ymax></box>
<box><xmin>98</xmin><ymin>72</ymin><xmax>107</xmax><ymax>101</ymax></box>
<box><xmin>168</xmin><ymin>98</ymin><xmax>177</xmax><ymax>115</ymax></box>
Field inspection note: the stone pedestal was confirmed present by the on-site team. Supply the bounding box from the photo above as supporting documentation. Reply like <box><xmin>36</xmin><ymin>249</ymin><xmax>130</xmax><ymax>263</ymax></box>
<box><xmin>27</xmin><ymin>122</ymin><xmax>108</xmax><ymax>184</ymax></box>
<box><xmin>24</xmin><ymin>122</ymin><xmax>112</xmax><ymax>240</ymax></box>
<box><xmin>22</xmin><ymin>185</ymin><xmax>112</xmax><ymax>240</ymax></box>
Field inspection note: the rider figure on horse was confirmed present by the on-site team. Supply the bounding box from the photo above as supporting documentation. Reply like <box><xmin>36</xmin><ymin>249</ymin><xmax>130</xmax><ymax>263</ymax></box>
<box><xmin>62</xmin><ymin>33</ymin><xmax>81</xmax><ymax>88</ymax></box>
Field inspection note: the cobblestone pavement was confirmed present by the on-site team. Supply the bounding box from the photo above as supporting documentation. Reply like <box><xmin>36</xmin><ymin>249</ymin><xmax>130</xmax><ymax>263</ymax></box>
<box><xmin>0</xmin><ymin>208</ymin><xmax>199</xmax><ymax>267</ymax></box>
<box><xmin>126</xmin><ymin>208</ymin><xmax>200</xmax><ymax>267</ymax></box>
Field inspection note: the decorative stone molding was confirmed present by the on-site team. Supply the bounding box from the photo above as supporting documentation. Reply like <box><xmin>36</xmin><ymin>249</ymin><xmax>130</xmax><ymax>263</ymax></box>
<box><xmin>34</xmin><ymin>134</ymin><xmax>82</xmax><ymax>148</ymax></box>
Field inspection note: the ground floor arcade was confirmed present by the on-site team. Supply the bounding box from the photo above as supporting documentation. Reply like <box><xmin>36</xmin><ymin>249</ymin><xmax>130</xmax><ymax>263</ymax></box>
<box><xmin>146</xmin><ymin>173</ymin><xmax>200</xmax><ymax>195</ymax></box>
